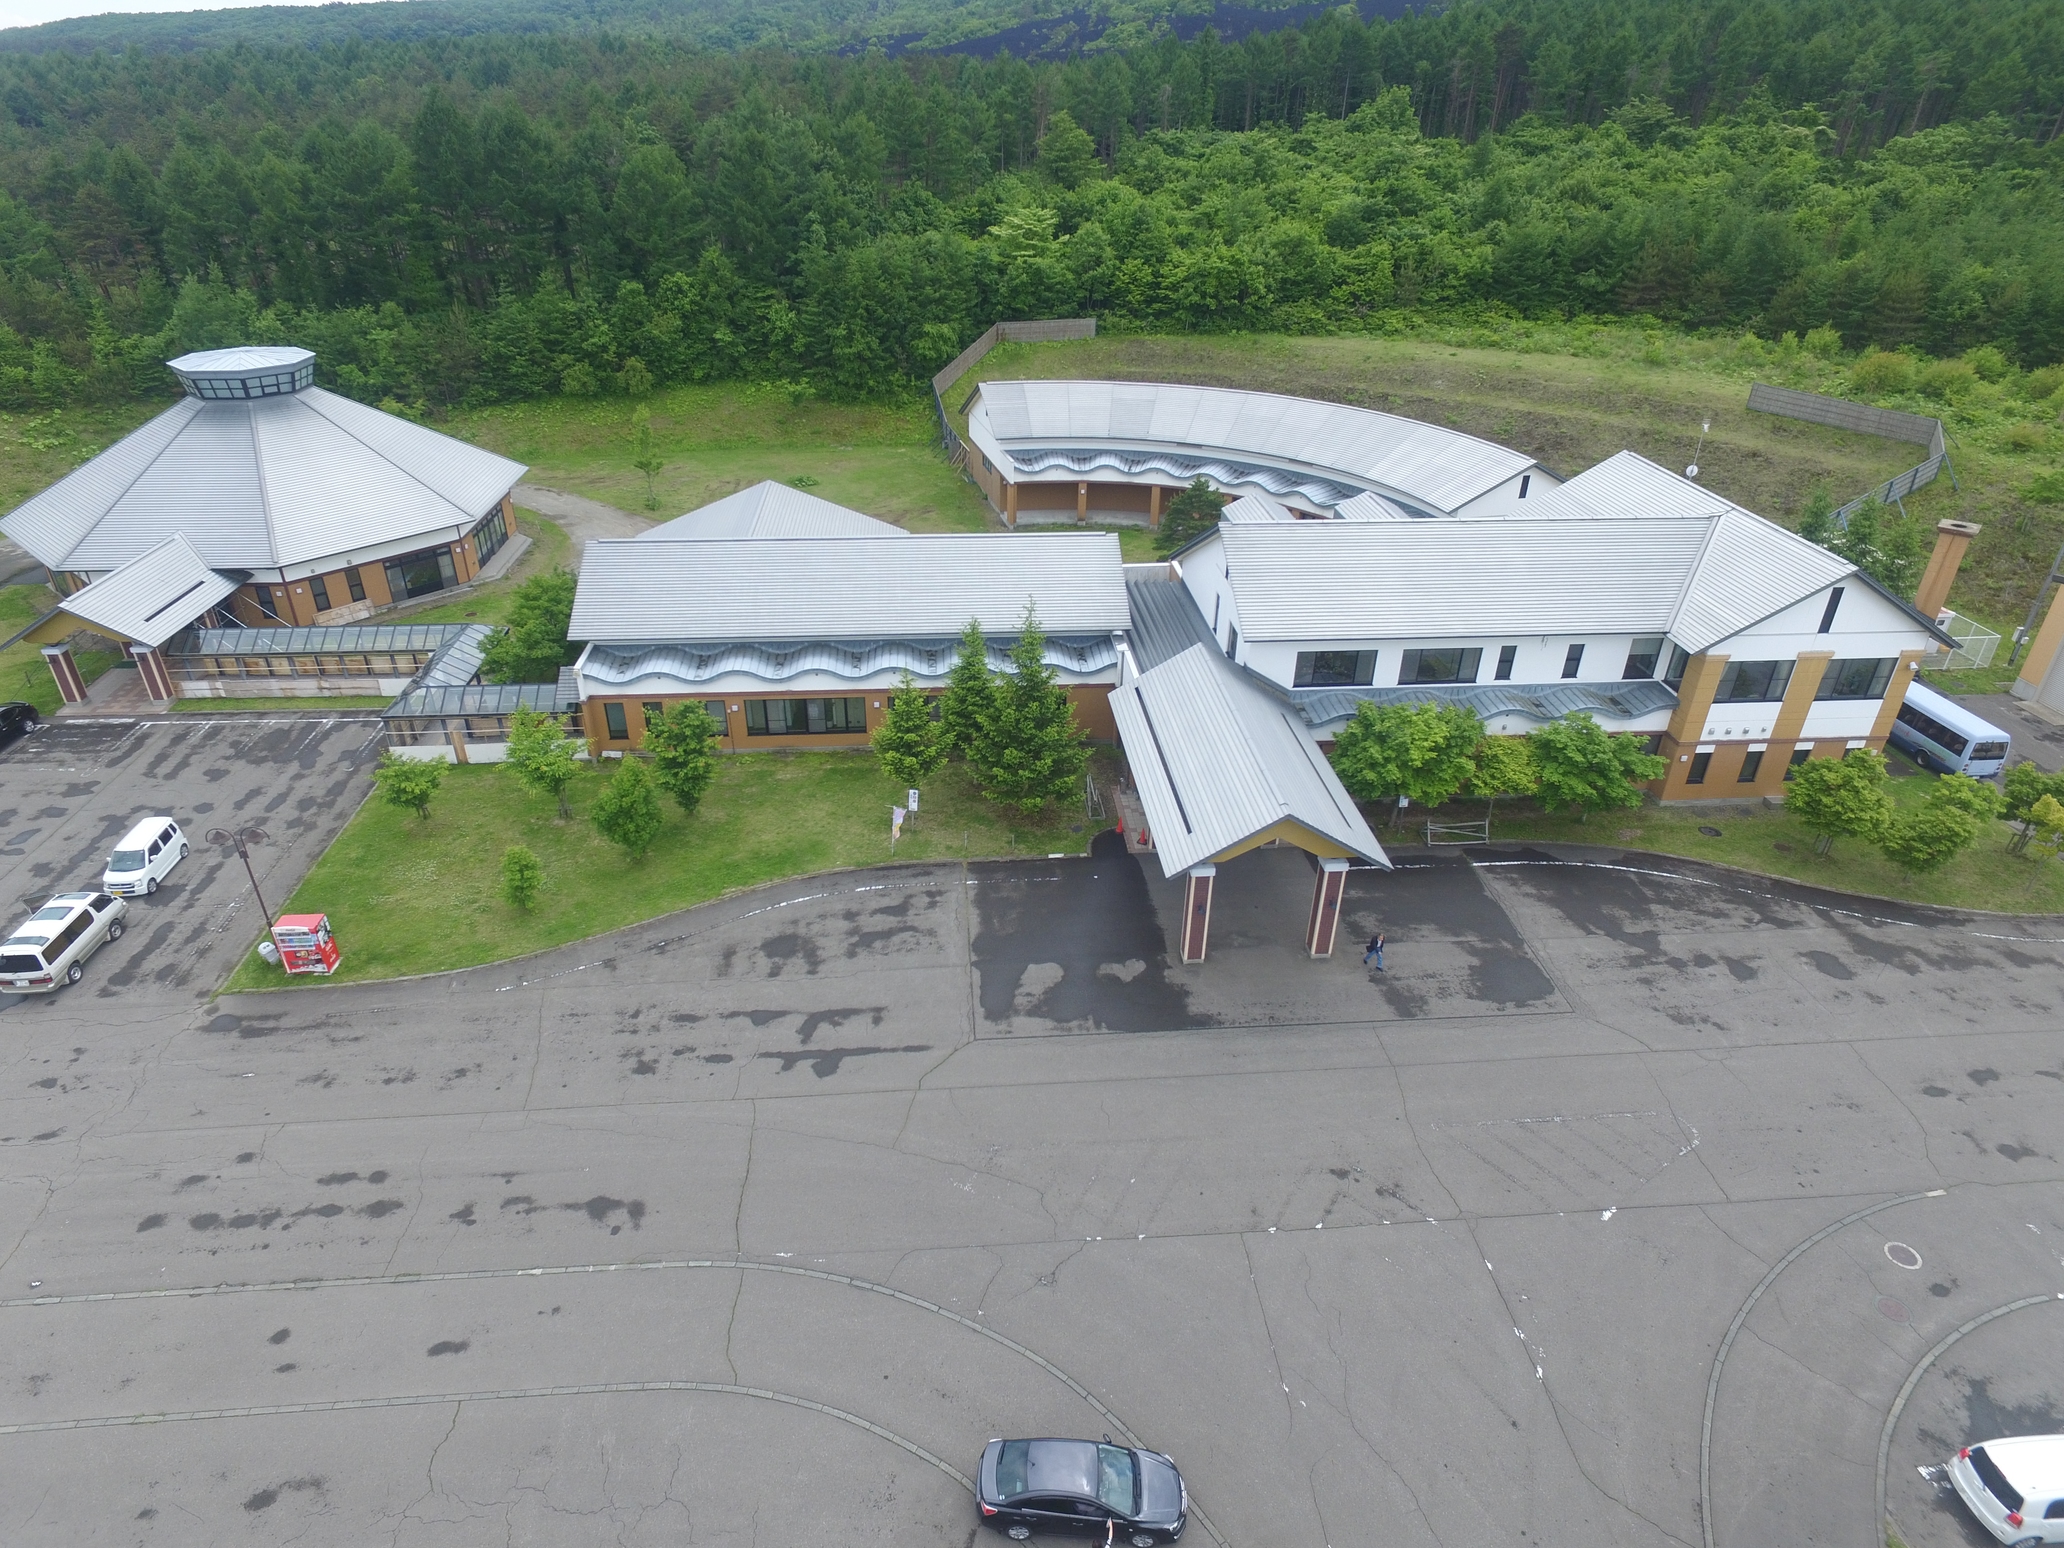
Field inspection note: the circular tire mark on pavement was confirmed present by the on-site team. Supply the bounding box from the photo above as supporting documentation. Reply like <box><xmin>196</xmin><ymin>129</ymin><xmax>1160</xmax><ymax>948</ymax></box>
<box><xmin>0</xmin><ymin>1254</ymin><xmax>1230</xmax><ymax>1546</ymax></box>
<box><xmin>1877</xmin><ymin>1293</ymin><xmax>2064</xmax><ymax>1547</ymax></box>
<box><xmin>1700</xmin><ymin>1189</ymin><xmax>1944</xmax><ymax>1548</ymax></box>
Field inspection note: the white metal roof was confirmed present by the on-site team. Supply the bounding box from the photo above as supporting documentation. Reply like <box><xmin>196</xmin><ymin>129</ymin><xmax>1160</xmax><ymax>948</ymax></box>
<box><xmin>165</xmin><ymin>346</ymin><xmax>315</xmax><ymax>375</ymax></box>
<box><xmin>639</xmin><ymin>481</ymin><xmax>903</xmax><ymax>540</ymax></box>
<box><xmin>572</xmin><ymin>532</ymin><xmax>1128</xmax><ymax>644</ymax></box>
<box><xmin>975</xmin><ymin>381</ymin><xmax>1538</xmax><ymax>515</ymax></box>
<box><xmin>55</xmin><ymin>534</ymin><xmax>237</xmax><ymax>647</ymax></box>
<box><xmin>1218</xmin><ymin>520</ymin><xmax>1711</xmax><ymax>641</ymax></box>
<box><xmin>1110</xmin><ymin>643</ymin><xmax>1388</xmax><ymax>876</ymax></box>
<box><xmin>1217</xmin><ymin>451</ymin><xmax>1880</xmax><ymax>654</ymax></box>
<box><xmin>1</xmin><ymin>386</ymin><xmax>526</xmax><ymax>575</ymax></box>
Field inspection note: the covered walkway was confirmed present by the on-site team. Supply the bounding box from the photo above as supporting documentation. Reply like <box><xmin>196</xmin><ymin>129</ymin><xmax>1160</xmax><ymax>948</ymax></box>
<box><xmin>1109</xmin><ymin>640</ymin><xmax>1388</xmax><ymax>963</ymax></box>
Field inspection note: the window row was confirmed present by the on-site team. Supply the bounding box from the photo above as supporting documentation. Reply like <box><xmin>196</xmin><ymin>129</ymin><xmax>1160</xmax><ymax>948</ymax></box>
<box><xmin>1711</xmin><ymin>658</ymin><xmax>1895</xmax><ymax>704</ymax></box>
<box><xmin>598</xmin><ymin>698</ymin><xmax>866</xmax><ymax>740</ymax></box>
<box><xmin>1290</xmin><ymin>637</ymin><xmax>1667</xmax><ymax>689</ymax></box>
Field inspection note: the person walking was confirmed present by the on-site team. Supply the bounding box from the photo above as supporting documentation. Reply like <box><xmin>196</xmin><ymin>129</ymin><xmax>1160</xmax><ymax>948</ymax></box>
<box><xmin>1362</xmin><ymin>931</ymin><xmax>1385</xmax><ymax>971</ymax></box>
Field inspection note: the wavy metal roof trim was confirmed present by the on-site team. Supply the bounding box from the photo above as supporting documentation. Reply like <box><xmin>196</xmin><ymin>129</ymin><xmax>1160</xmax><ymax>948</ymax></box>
<box><xmin>1007</xmin><ymin>448</ymin><xmax>1370</xmax><ymax>510</ymax></box>
<box><xmin>580</xmin><ymin>636</ymin><xmax>1119</xmax><ymax>689</ymax></box>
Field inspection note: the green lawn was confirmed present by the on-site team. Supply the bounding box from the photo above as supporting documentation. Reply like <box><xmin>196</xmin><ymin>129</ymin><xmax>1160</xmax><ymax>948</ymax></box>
<box><xmin>223</xmin><ymin>751</ymin><xmax>1109</xmax><ymax>989</ymax></box>
<box><xmin>172</xmin><ymin>695</ymin><xmax>391</xmax><ymax>713</ymax></box>
<box><xmin>0</xmin><ymin>584</ymin><xmax>120</xmax><ymax>714</ymax></box>
<box><xmin>1412</xmin><ymin>754</ymin><xmax>2064</xmax><ymax>914</ymax></box>
<box><xmin>448</xmin><ymin>385</ymin><xmax>995</xmax><ymax>535</ymax></box>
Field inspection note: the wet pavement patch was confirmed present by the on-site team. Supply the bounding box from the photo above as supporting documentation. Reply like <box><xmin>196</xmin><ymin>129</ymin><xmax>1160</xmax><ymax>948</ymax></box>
<box><xmin>971</xmin><ymin>830</ymin><xmax>1201</xmax><ymax>1033</ymax></box>
<box><xmin>756</xmin><ymin>1044</ymin><xmax>933</xmax><ymax>1077</ymax></box>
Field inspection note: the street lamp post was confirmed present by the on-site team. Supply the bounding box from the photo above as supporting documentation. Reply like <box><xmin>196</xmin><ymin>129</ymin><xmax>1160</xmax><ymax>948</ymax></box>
<box><xmin>204</xmin><ymin>825</ymin><xmax>271</xmax><ymax>929</ymax></box>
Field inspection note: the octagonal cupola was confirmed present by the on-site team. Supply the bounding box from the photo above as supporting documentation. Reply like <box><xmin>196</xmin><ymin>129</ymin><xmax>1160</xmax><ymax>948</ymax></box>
<box><xmin>165</xmin><ymin>345</ymin><xmax>316</xmax><ymax>400</ymax></box>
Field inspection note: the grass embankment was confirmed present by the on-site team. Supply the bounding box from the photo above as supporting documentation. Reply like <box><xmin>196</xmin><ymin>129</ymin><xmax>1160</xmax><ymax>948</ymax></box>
<box><xmin>0</xmin><ymin>584</ymin><xmax>118</xmax><ymax>713</ymax></box>
<box><xmin>1411</xmin><ymin>751</ymin><xmax>2064</xmax><ymax>914</ymax></box>
<box><xmin>223</xmin><ymin>751</ymin><xmax>1105</xmax><ymax>989</ymax></box>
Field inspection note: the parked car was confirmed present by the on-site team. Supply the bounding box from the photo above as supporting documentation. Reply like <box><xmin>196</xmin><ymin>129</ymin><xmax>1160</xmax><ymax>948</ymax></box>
<box><xmin>102</xmin><ymin>816</ymin><xmax>189</xmax><ymax>897</ymax></box>
<box><xmin>0</xmin><ymin>892</ymin><xmax>128</xmax><ymax>992</ymax></box>
<box><xmin>976</xmin><ymin>1438</ymin><xmax>1186</xmax><ymax>1544</ymax></box>
<box><xmin>0</xmin><ymin>700</ymin><xmax>37</xmax><ymax>751</ymax></box>
<box><xmin>1949</xmin><ymin>1435</ymin><xmax>2064</xmax><ymax>1545</ymax></box>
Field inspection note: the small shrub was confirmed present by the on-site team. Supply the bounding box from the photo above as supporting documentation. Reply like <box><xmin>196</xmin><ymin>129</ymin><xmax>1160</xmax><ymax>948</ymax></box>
<box><xmin>2003</xmin><ymin>423</ymin><xmax>2049</xmax><ymax>453</ymax></box>
<box><xmin>1916</xmin><ymin>358</ymin><xmax>1976</xmax><ymax>402</ymax></box>
<box><xmin>617</xmin><ymin>356</ymin><xmax>654</xmax><ymax>397</ymax></box>
<box><xmin>1848</xmin><ymin>350</ymin><xmax>1914</xmax><ymax>396</ymax></box>
<box><xmin>502</xmin><ymin>845</ymin><xmax>544</xmax><ymax>909</ymax></box>
<box><xmin>1963</xmin><ymin>345</ymin><xmax>2014</xmax><ymax>383</ymax></box>
<box><xmin>2021</xmin><ymin>364</ymin><xmax>2064</xmax><ymax>402</ymax></box>
<box><xmin>560</xmin><ymin>362</ymin><xmax>599</xmax><ymax>397</ymax></box>
<box><xmin>1803</xmin><ymin>325</ymin><xmax>1843</xmax><ymax>358</ymax></box>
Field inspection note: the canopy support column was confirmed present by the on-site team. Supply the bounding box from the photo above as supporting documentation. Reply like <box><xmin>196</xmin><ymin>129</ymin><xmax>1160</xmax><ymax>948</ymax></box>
<box><xmin>40</xmin><ymin>645</ymin><xmax>86</xmax><ymax>705</ymax></box>
<box><xmin>1305</xmin><ymin>857</ymin><xmax>1351</xmax><ymax>958</ymax></box>
<box><xmin>133</xmin><ymin>646</ymin><xmax>175</xmax><ymax>702</ymax></box>
<box><xmin>1180</xmin><ymin>863</ymin><xmax>1215</xmax><ymax>964</ymax></box>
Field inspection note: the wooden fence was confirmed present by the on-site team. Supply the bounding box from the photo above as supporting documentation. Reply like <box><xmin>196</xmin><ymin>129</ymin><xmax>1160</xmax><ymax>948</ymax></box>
<box><xmin>1745</xmin><ymin>382</ymin><xmax>1955</xmax><ymax>528</ymax></box>
<box><xmin>930</xmin><ymin>318</ymin><xmax>1097</xmax><ymax>463</ymax></box>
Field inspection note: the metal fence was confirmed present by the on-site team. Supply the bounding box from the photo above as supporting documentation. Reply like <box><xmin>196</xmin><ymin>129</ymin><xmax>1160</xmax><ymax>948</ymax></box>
<box><xmin>1939</xmin><ymin>610</ymin><xmax>2002</xmax><ymax>670</ymax></box>
<box><xmin>1745</xmin><ymin>383</ymin><xmax>1956</xmax><ymax>529</ymax></box>
<box><xmin>1425</xmin><ymin>819</ymin><xmax>1492</xmax><ymax>846</ymax></box>
<box><xmin>930</xmin><ymin>318</ymin><xmax>1098</xmax><ymax>462</ymax></box>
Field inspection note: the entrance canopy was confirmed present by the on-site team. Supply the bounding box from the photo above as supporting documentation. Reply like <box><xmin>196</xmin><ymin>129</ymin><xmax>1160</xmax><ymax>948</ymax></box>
<box><xmin>1110</xmin><ymin>642</ymin><xmax>1389</xmax><ymax>877</ymax></box>
<box><xmin>16</xmin><ymin>534</ymin><xmax>236</xmax><ymax>649</ymax></box>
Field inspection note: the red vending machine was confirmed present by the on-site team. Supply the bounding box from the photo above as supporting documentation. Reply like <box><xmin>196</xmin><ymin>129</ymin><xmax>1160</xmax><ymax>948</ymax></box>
<box><xmin>271</xmin><ymin>913</ymin><xmax>341</xmax><ymax>975</ymax></box>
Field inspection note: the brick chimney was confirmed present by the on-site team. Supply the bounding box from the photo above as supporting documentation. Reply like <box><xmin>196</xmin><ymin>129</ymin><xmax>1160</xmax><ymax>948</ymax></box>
<box><xmin>1914</xmin><ymin>520</ymin><xmax>1981</xmax><ymax>621</ymax></box>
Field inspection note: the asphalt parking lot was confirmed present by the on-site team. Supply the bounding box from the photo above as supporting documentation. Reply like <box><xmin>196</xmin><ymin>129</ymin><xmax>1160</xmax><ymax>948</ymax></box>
<box><xmin>0</xmin><ymin>715</ymin><xmax>379</xmax><ymax>1006</ymax></box>
<box><xmin>0</xmin><ymin>744</ymin><xmax>2060</xmax><ymax>1547</ymax></box>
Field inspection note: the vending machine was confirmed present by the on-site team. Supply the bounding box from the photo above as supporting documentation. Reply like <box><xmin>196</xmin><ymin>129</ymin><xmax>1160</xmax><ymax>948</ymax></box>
<box><xmin>270</xmin><ymin>913</ymin><xmax>341</xmax><ymax>975</ymax></box>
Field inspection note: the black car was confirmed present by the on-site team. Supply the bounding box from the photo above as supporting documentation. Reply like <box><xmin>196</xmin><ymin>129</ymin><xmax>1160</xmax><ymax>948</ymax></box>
<box><xmin>977</xmin><ymin>1437</ymin><xmax>1186</xmax><ymax>1544</ymax></box>
<box><xmin>0</xmin><ymin>702</ymin><xmax>38</xmax><ymax>750</ymax></box>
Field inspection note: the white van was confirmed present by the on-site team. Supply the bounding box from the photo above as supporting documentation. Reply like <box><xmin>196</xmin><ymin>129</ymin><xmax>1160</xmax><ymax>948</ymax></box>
<box><xmin>103</xmin><ymin>816</ymin><xmax>189</xmax><ymax>897</ymax></box>
<box><xmin>0</xmin><ymin>892</ymin><xmax>128</xmax><ymax>992</ymax></box>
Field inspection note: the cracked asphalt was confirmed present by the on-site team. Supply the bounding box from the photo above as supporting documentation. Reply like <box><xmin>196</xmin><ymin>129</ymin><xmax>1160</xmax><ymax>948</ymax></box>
<box><xmin>1</xmin><ymin>724</ymin><xmax>2063</xmax><ymax>1547</ymax></box>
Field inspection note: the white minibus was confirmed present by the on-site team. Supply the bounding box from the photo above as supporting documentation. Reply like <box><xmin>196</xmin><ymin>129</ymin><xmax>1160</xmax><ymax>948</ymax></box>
<box><xmin>1890</xmin><ymin>681</ymin><xmax>2010</xmax><ymax>778</ymax></box>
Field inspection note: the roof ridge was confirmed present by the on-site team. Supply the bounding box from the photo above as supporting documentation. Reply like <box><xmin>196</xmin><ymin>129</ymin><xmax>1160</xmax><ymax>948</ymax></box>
<box><xmin>296</xmin><ymin>389</ymin><xmax>470</xmax><ymax>519</ymax></box>
<box><xmin>245</xmin><ymin>401</ymin><xmax>281</xmax><ymax>567</ymax></box>
<box><xmin>51</xmin><ymin>398</ymin><xmax>203</xmax><ymax>571</ymax></box>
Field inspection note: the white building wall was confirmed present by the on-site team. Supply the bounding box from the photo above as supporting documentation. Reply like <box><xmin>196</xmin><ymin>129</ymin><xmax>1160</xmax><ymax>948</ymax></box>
<box><xmin>1448</xmin><ymin>467</ymin><xmax>1564</xmax><ymax>518</ymax></box>
<box><xmin>1178</xmin><ymin>538</ymin><xmax>1243</xmax><ymax>659</ymax></box>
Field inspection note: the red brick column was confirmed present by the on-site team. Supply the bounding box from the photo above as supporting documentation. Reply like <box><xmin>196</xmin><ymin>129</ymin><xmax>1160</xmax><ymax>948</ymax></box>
<box><xmin>133</xmin><ymin>646</ymin><xmax>175</xmax><ymax>702</ymax></box>
<box><xmin>1305</xmin><ymin>857</ymin><xmax>1350</xmax><ymax>958</ymax></box>
<box><xmin>40</xmin><ymin>645</ymin><xmax>86</xmax><ymax>705</ymax></box>
<box><xmin>1181</xmin><ymin>863</ymin><xmax>1215</xmax><ymax>964</ymax></box>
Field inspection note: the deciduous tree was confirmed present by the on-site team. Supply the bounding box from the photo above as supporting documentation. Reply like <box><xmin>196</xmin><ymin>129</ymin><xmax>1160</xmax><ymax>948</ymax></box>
<box><xmin>591</xmin><ymin>755</ymin><xmax>663</xmax><ymax>859</ymax></box>
<box><xmin>481</xmin><ymin>567</ymin><xmax>579</xmax><ymax>684</ymax></box>
<box><xmin>1525</xmin><ymin>713</ymin><xmax>1667</xmax><ymax>820</ymax></box>
<box><xmin>505</xmin><ymin>705</ymin><xmax>581</xmax><ymax>818</ymax></box>
<box><xmin>373</xmin><ymin>750</ymin><xmax>443</xmax><ymax>819</ymax></box>
<box><xmin>501</xmin><ymin>844</ymin><xmax>543</xmax><ymax>909</ymax></box>
<box><xmin>1466</xmin><ymin>735</ymin><xmax>1538</xmax><ymax>819</ymax></box>
<box><xmin>1783</xmin><ymin>747</ymin><xmax>1893</xmax><ymax>855</ymax></box>
<box><xmin>642</xmin><ymin>700</ymin><xmax>720</xmax><ymax>814</ymax></box>
<box><xmin>1329</xmin><ymin>699</ymin><xmax>1483</xmax><ymax>821</ymax></box>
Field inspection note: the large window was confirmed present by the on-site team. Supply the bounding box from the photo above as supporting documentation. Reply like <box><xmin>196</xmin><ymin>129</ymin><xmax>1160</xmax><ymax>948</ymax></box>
<box><xmin>745</xmin><ymin>697</ymin><xmax>868</xmax><ymax>735</ymax></box>
<box><xmin>1816</xmin><ymin>658</ymin><xmax>1895</xmax><ymax>700</ymax></box>
<box><xmin>1713</xmin><ymin>659</ymin><xmax>1795</xmax><ymax>703</ymax></box>
<box><xmin>384</xmin><ymin>546</ymin><xmax>459</xmax><ymax>601</ymax></box>
<box><xmin>603</xmin><ymin>702</ymin><xmax>629</xmax><ymax>740</ymax></box>
<box><xmin>473</xmin><ymin>508</ymin><xmax>509</xmax><ymax>566</ymax></box>
<box><xmin>1398</xmin><ymin>648</ymin><xmax>1482</xmax><ymax>685</ymax></box>
<box><xmin>345</xmin><ymin>567</ymin><xmax>367</xmax><ymax>603</ymax></box>
<box><xmin>1662</xmin><ymin>645</ymin><xmax>1690</xmax><ymax>689</ymax></box>
<box><xmin>1293</xmin><ymin>651</ymin><xmax>1376</xmax><ymax>687</ymax></box>
<box><xmin>1622</xmin><ymin>637</ymin><xmax>1665</xmax><ymax>679</ymax></box>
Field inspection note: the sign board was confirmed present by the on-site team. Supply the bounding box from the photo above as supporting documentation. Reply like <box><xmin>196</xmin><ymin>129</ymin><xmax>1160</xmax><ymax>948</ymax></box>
<box><xmin>907</xmin><ymin>789</ymin><xmax>920</xmax><ymax>811</ymax></box>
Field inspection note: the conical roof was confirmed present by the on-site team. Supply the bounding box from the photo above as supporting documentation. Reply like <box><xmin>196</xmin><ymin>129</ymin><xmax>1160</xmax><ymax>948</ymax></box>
<box><xmin>1</xmin><ymin>371</ymin><xmax>525</xmax><ymax>574</ymax></box>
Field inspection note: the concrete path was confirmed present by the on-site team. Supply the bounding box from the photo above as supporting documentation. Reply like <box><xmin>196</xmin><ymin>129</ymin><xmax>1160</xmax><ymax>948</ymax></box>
<box><xmin>513</xmin><ymin>483</ymin><xmax>654</xmax><ymax>557</ymax></box>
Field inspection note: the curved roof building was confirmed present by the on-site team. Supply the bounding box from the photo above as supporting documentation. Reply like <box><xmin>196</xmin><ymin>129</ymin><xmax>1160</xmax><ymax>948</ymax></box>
<box><xmin>964</xmin><ymin>380</ymin><xmax>1552</xmax><ymax>524</ymax></box>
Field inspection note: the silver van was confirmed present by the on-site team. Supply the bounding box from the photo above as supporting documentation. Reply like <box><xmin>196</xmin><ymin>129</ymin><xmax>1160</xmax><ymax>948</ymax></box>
<box><xmin>103</xmin><ymin>815</ymin><xmax>189</xmax><ymax>897</ymax></box>
<box><xmin>0</xmin><ymin>892</ymin><xmax>128</xmax><ymax>992</ymax></box>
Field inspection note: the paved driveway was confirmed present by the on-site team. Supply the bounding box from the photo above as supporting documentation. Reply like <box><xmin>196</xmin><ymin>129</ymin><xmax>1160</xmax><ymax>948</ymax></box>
<box><xmin>0</xmin><ymin>820</ymin><xmax>2058</xmax><ymax>1548</ymax></box>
